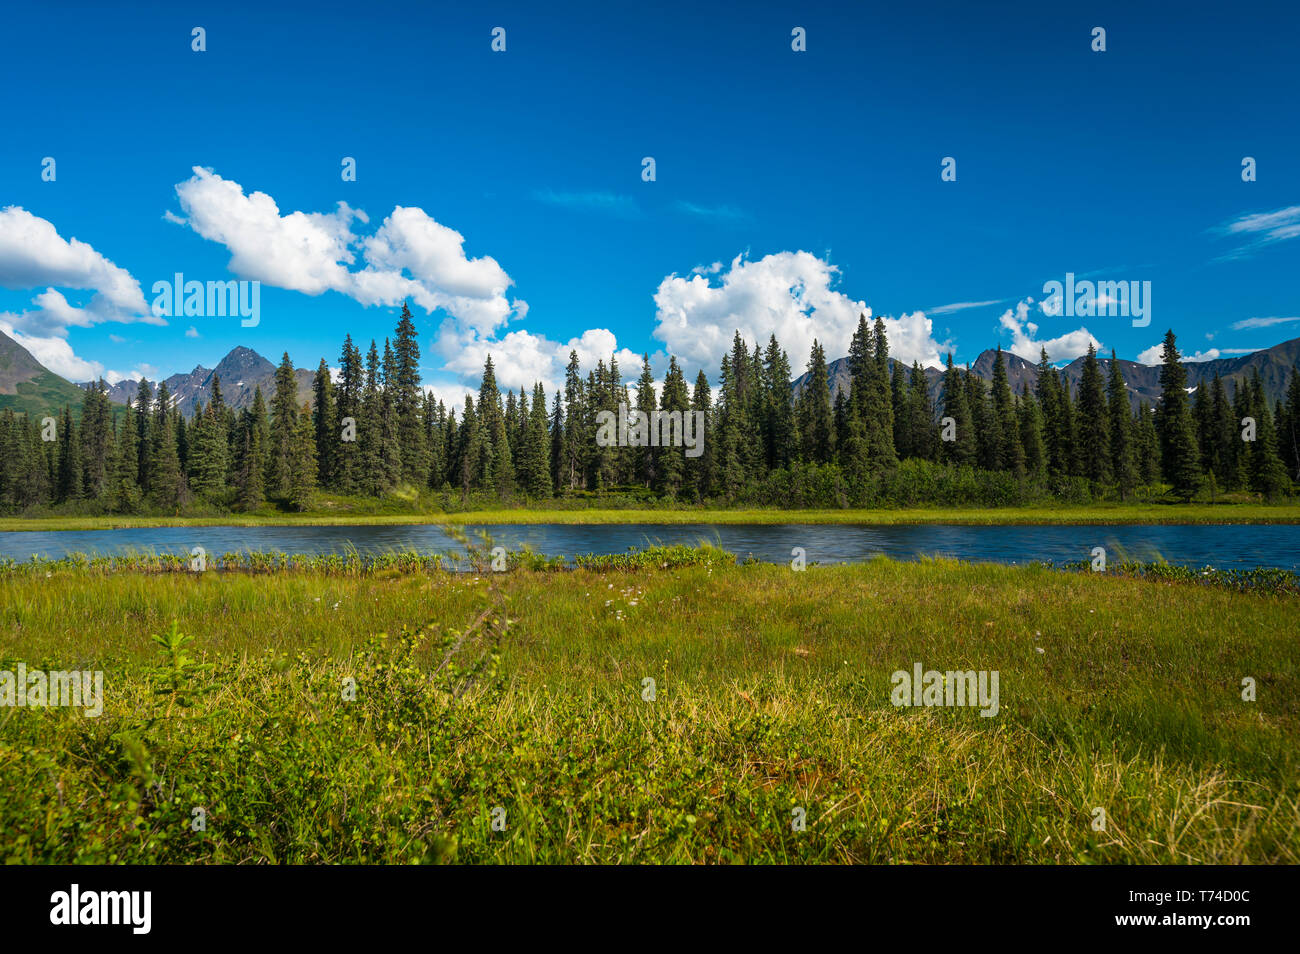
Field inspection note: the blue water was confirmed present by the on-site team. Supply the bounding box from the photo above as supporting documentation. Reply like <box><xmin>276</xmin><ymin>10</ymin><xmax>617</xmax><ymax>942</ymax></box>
<box><xmin>0</xmin><ymin>523</ymin><xmax>1296</xmax><ymax>570</ymax></box>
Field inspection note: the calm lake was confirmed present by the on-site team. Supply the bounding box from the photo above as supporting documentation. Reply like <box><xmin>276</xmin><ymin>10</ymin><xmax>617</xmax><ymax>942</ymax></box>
<box><xmin>1</xmin><ymin>523</ymin><xmax>1297</xmax><ymax>570</ymax></box>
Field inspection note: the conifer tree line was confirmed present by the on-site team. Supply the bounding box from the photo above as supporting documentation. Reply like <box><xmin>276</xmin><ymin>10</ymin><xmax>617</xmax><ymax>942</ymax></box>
<box><xmin>1</xmin><ymin>307</ymin><xmax>1296</xmax><ymax>513</ymax></box>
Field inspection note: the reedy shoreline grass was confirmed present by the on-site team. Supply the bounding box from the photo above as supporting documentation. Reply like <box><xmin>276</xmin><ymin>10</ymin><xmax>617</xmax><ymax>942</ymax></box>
<box><xmin>2</xmin><ymin>501</ymin><xmax>1299</xmax><ymax>531</ymax></box>
<box><xmin>2</xmin><ymin>552</ymin><xmax>1296</xmax><ymax>864</ymax></box>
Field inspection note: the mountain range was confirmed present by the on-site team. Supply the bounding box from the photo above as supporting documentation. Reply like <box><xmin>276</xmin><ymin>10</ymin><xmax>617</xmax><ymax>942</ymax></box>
<box><xmin>1</xmin><ymin>329</ymin><xmax>1297</xmax><ymax>421</ymax></box>
<box><xmin>792</xmin><ymin>336</ymin><xmax>1300</xmax><ymax>414</ymax></box>
<box><xmin>89</xmin><ymin>346</ymin><xmax>314</xmax><ymax>417</ymax></box>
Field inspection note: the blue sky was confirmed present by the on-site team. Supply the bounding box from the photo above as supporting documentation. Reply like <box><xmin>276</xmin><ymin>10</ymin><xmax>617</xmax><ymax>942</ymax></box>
<box><xmin>1</xmin><ymin>0</ymin><xmax>1297</xmax><ymax>404</ymax></box>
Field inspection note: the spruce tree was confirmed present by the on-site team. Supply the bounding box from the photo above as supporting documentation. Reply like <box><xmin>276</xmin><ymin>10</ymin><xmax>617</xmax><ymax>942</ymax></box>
<box><xmin>288</xmin><ymin>400</ymin><xmax>318</xmax><ymax>511</ymax></box>
<box><xmin>1194</xmin><ymin>379</ymin><xmax>1215</xmax><ymax>477</ymax></box>
<box><xmin>56</xmin><ymin>406</ymin><xmax>82</xmax><ymax>502</ymax></box>
<box><xmin>21</xmin><ymin>415</ymin><xmax>52</xmax><ymax>507</ymax></box>
<box><xmin>190</xmin><ymin>399</ymin><xmax>230</xmax><ymax>498</ymax></box>
<box><xmin>210</xmin><ymin>375</ymin><xmax>232</xmax><ymax>483</ymax></box>
<box><xmin>335</xmin><ymin>335</ymin><xmax>364</xmax><ymax>494</ymax></box>
<box><xmin>865</xmin><ymin>317</ymin><xmax>897</xmax><ymax>471</ymax></box>
<box><xmin>1155</xmin><ymin>331</ymin><xmax>1202</xmax><ymax>500</ymax></box>
<box><xmin>390</xmin><ymin>302</ymin><xmax>426</xmax><ymax>483</ymax></box>
<box><xmin>634</xmin><ymin>354</ymin><xmax>658</xmax><ymax>487</ymax></box>
<box><xmin>267</xmin><ymin>352</ymin><xmax>299</xmax><ymax>497</ymax></box>
<box><xmin>149</xmin><ymin>387</ymin><xmax>185</xmax><ymax>510</ymax></box>
<box><xmin>1036</xmin><ymin>350</ymin><xmax>1065</xmax><ymax>478</ymax></box>
<box><xmin>424</xmin><ymin>392</ymin><xmax>446</xmax><ymax>488</ymax></box>
<box><xmin>505</xmin><ymin>390</ymin><xmax>520</xmax><ymax>463</ymax></box>
<box><xmin>378</xmin><ymin>339</ymin><xmax>402</xmax><ymax>493</ymax></box>
<box><xmin>209</xmin><ymin>374</ymin><xmax>235</xmax><ymax>487</ymax></box>
<box><xmin>1018</xmin><ymin>383</ymin><xmax>1047</xmax><ymax>478</ymax></box>
<box><xmin>519</xmin><ymin>382</ymin><xmax>553</xmax><ymax>497</ymax></box>
<box><xmin>687</xmin><ymin>370</ymin><xmax>714</xmax><ymax>499</ymax></box>
<box><xmin>456</xmin><ymin>395</ymin><xmax>480</xmax><ymax>498</ymax></box>
<box><xmin>1056</xmin><ymin>369</ymin><xmax>1079</xmax><ymax>477</ymax></box>
<box><xmin>475</xmin><ymin>355</ymin><xmax>504</xmax><ymax>490</ymax></box>
<box><xmin>940</xmin><ymin>354</ymin><xmax>975</xmax><ymax>467</ymax></box>
<box><xmin>358</xmin><ymin>341</ymin><xmax>380</xmax><ymax>494</ymax></box>
<box><xmin>1231</xmin><ymin>377</ymin><xmax>1253</xmax><ymax>488</ymax></box>
<box><xmin>1282</xmin><ymin>366</ymin><xmax>1300</xmax><ymax>482</ymax></box>
<box><xmin>79</xmin><ymin>380</ymin><xmax>113</xmax><ymax>498</ymax></box>
<box><xmin>798</xmin><ymin>340</ymin><xmax>834</xmax><ymax>464</ymax></box>
<box><xmin>723</xmin><ymin>334</ymin><xmax>760</xmax><ymax>480</ymax></box>
<box><xmin>236</xmin><ymin>389</ymin><xmax>269</xmax><ymax>510</ymax></box>
<box><xmin>891</xmin><ymin>362</ymin><xmax>911</xmax><ymax>460</ymax></box>
<box><xmin>236</xmin><ymin>426</ymin><xmax>264</xmax><ymax>510</ymax></box>
<box><xmin>548</xmin><ymin>391</ymin><xmax>565</xmax><ymax>494</ymax></box>
<box><xmin>657</xmin><ymin>356</ymin><xmax>690</xmax><ymax>495</ymax></box>
<box><xmin>595</xmin><ymin>358</ymin><xmax>624</xmax><ymax>489</ymax></box>
<box><xmin>1077</xmin><ymin>345</ymin><xmax>1111</xmax><ymax>485</ymax></box>
<box><xmin>519</xmin><ymin>388</ymin><xmax>533</xmax><ymax>461</ymax></box>
<box><xmin>0</xmin><ymin>411</ymin><xmax>16</xmax><ymax>509</ymax></box>
<box><xmin>471</xmin><ymin>355</ymin><xmax>513</xmax><ymax>496</ymax></box>
<box><xmin>1209</xmin><ymin>374</ymin><xmax>1236</xmax><ymax>489</ymax></box>
<box><xmin>108</xmin><ymin>404</ymin><xmax>141</xmax><ymax>511</ymax></box>
<box><xmin>489</xmin><ymin>405</ymin><xmax>514</xmax><ymax>497</ymax></box>
<box><xmin>175</xmin><ymin>411</ymin><xmax>190</xmax><ymax>477</ymax></box>
<box><xmin>965</xmin><ymin>366</ymin><xmax>996</xmax><ymax>470</ymax></box>
<box><xmin>135</xmin><ymin>379</ymin><xmax>153</xmax><ymax>494</ymax></box>
<box><xmin>1248</xmin><ymin>401</ymin><xmax>1289</xmax><ymax>499</ymax></box>
<box><xmin>1106</xmin><ymin>351</ymin><xmax>1137</xmax><ymax>500</ymax></box>
<box><xmin>715</xmin><ymin>351</ymin><xmax>748</xmax><ymax>501</ymax></box>
<box><xmin>832</xmin><ymin>389</ymin><xmax>849</xmax><ymax>461</ymax></box>
<box><xmin>763</xmin><ymin>336</ymin><xmax>795</xmax><ymax>472</ymax></box>
<box><xmin>312</xmin><ymin>359</ymin><xmax>337</xmax><ymax>489</ymax></box>
<box><xmin>562</xmin><ymin>351</ymin><xmax>585</xmax><ymax>490</ymax></box>
<box><xmin>1135</xmin><ymin>401</ymin><xmax>1160</xmax><ymax>485</ymax></box>
<box><xmin>908</xmin><ymin>362</ymin><xmax>938</xmax><ymax>462</ymax></box>
<box><xmin>585</xmin><ymin>368</ymin><xmax>604</xmax><ymax>489</ymax></box>
<box><xmin>991</xmin><ymin>348</ymin><xmax>1024</xmax><ymax>477</ymax></box>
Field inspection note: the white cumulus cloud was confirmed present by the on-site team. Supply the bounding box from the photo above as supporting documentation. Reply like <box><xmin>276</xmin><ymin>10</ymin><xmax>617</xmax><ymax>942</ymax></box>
<box><xmin>651</xmin><ymin>251</ymin><xmax>947</xmax><ymax>375</ymax></box>
<box><xmin>0</xmin><ymin>206</ymin><xmax>163</xmax><ymax>383</ymax></box>
<box><xmin>169</xmin><ymin>168</ymin><xmax>524</xmax><ymax>337</ymax></box>
<box><xmin>0</xmin><ymin>206</ymin><xmax>158</xmax><ymax>336</ymax></box>
<box><xmin>437</xmin><ymin>324</ymin><xmax>642</xmax><ymax>399</ymax></box>
<box><xmin>164</xmin><ymin>169</ymin><xmax>661</xmax><ymax>402</ymax></box>
<box><xmin>1000</xmin><ymin>298</ymin><xmax>1100</xmax><ymax>363</ymax></box>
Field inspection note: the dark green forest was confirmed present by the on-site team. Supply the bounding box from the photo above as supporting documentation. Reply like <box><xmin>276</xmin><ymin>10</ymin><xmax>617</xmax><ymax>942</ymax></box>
<box><xmin>1</xmin><ymin>303</ymin><xmax>1296</xmax><ymax>515</ymax></box>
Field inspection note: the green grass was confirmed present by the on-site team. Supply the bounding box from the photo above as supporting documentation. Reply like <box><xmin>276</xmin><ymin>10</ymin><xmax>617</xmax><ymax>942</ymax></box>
<box><xmin>2</xmin><ymin>501</ymin><xmax>1299</xmax><ymax>531</ymax></box>
<box><xmin>2</xmin><ymin>551</ymin><xmax>1296</xmax><ymax>864</ymax></box>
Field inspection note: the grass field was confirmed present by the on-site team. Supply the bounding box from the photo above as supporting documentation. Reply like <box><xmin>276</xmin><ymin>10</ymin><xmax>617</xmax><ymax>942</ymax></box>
<box><xmin>1</xmin><ymin>549</ymin><xmax>1295</xmax><ymax>864</ymax></box>
<box><xmin>2</xmin><ymin>501</ymin><xmax>1299</xmax><ymax>531</ymax></box>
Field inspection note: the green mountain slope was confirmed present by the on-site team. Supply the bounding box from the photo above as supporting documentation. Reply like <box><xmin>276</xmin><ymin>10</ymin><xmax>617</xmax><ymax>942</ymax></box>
<box><xmin>0</xmin><ymin>368</ymin><xmax>97</xmax><ymax>418</ymax></box>
<box><xmin>0</xmin><ymin>330</ymin><xmax>113</xmax><ymax>418</ymax></box>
